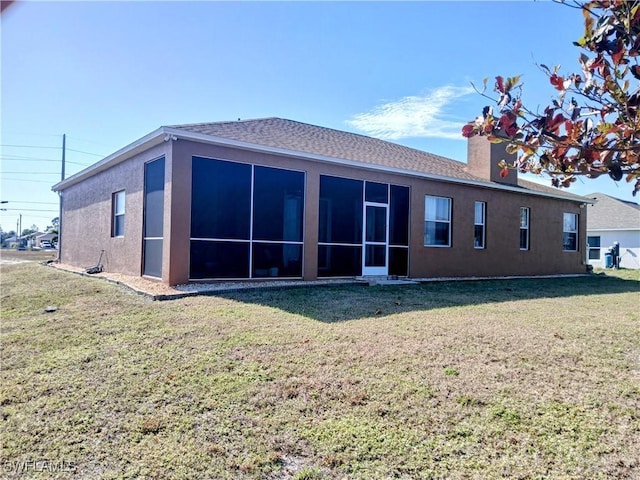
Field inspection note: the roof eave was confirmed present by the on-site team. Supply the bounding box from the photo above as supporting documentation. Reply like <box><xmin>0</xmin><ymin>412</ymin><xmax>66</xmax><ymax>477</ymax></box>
<box><xmin>587</xmin><ymin>227</ymin><xmax>640</xmax><ymax>231</ymax></box>
<box><xmin>52</xmin><ymin>127</ymin><xmax>168</xmax><ymax>192</ymax></box>
<box><xmin>163</xmin><ymin>127</ymin><xmax>592</xmax><ymax>204</ymax></box>
<box><xmin>51</xmin><ymin>125</ymin><xmax>591</xmax><ymax>204</ymax></box>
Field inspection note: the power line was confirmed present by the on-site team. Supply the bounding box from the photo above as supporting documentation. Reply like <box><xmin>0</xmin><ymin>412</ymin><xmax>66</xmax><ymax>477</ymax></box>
<box><xmin>1</xmin><ymin>200</ymin><xmax>59</xmax><ymax>205</ymax></box>
<box><xmin>2</xmin><ymin>208</ymin><xmax>59</xmax><ymax>212</ymax></box>
<box><xmin>0</xmin><ymin>157</ymin><xmax>93</xmax><ymax>166</ymax></box>
<box><xmin>66</xmin><ymin>135</ymin><xmax>111</xmax><ymax>148</ymax></box>
<box><xmin>66</xmin><ymin>148</ymin><xmax>105</xmax><ymax>157</ymax></box>
<box><xmin>0</xmin><ymin>155</ymin><xmax>61</xmax><ymax>162</ymax></box>
<box><xmin>0</xmin><ymin>215</ymin><xmax>55</xmax><ymax>221</ymax></box>
<box><xmin>0</xmin><ymin>144</ymin><xmax>61</xmax><ymax>150</ymax></box>
<box><xmin>2</xmin><ymin>171</ymin><xmax>60</xmax><ymax>175</ymax></box>
<box><xmin>2</xmin><ymin>131</ymin><xmax>62</xmax><ymax>138</ymax></box>
<box><xmin>1</xmin><ymin>177</ymin><xmax>58</xmax><ymax>184</ymax></box>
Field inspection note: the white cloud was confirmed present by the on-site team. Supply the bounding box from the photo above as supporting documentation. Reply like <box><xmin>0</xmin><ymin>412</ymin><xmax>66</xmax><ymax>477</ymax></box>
<box><xmin>347</xmin><ymin>85</ymin><xmax>475</xmax><ymax>141</ymax></box>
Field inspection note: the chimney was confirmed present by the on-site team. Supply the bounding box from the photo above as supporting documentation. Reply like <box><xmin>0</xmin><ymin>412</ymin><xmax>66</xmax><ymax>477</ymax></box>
<box><xmin>466</xmin><ymin>135</ymin><xmax>518</xmax><ymax>186</ymax></box>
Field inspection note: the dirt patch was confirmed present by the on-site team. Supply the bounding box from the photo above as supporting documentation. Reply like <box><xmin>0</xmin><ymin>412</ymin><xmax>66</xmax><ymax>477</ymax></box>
<box><xmin>49</xmin><ymin>262</ymin><xmax>182</xmax><ymax>296</ymax></box>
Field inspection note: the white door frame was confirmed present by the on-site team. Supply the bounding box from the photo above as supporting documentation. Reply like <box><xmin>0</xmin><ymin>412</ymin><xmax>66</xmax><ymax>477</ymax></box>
<box><xmin>362</xmin><ymin>201</ymin><xmax>389</xmax><ymax>276</ymax></box>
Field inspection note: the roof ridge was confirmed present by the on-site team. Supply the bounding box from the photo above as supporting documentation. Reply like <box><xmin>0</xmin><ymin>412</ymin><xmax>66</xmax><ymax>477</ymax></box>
<box><xmin>165</xmin><ymin>117</ymin><xmax>281</xmax><ymax>129</ymax></box>
<box><xmin>278</xmin><ymin>118</ymin><xmax>468</xmax><ymax>166</ymax></box>
<box><xmin>171</xmin><ymin>117</ymin><xmax>470</xmax><ymax>167</ymax></box>
<box><xmin>163</xmin><ymin>117</ymin><xmax>589</xmax><ymax>203</ymax></box>
<box><xmin>587</xmin><ymin>192</ymin><xmax>640</xmax><ymax>209</ymax></box>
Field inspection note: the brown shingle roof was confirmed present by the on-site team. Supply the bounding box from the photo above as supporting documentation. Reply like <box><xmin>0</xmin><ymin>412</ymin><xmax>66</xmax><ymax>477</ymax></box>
<box><xmin>170</xmin><ymin>117</ymin><xmax>480</xmax><ymax>180</ymax></box>
<box><xmin>586</xmin><ymin>192</ymin><xmax>640</xmax><ymax>230</ymax></box>
<box><xmin>168</xmin><ymin>117</ymin><xmax>588</xmax><ymax>202</ymax></box>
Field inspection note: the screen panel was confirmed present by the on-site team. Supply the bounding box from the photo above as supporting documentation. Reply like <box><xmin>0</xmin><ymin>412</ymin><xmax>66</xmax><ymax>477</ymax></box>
<box><xmin>253</xmin><ymin>166</ymin><xmax>304</xmax><ymax>242</ymax></box>
<box><xmin>190</xmin><ymin>241</ymin><xmax>250</xmax><ymax>279</ymax></box>
<box><xmin>191</xmin><ymin>157</ymin><xmax>251</xmax><ymax>240</ymax></box>
<box><xmin>319</xmin><ymin>176</ymin><xmax>363</xmax><ymax>244</ymax></box>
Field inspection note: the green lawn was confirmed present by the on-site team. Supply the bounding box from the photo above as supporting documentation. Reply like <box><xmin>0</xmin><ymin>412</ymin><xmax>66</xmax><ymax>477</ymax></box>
<box><xmin>1</xmin><ymin>260</ymin><xmax>638</xmax><ymax>479</ymax></box>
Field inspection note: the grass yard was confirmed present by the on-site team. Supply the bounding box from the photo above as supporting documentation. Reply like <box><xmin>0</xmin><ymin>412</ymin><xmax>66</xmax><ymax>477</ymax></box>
<box><xmin>1</xmin><ymin>259</ymin><xmax>639</xmax><ymax>479</ymax></box>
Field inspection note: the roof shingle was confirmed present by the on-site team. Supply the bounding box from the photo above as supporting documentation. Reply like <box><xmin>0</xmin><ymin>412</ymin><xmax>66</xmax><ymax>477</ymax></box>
<box><xmin>169</xmin><ymin>117</ymin><xmax>589</xmax><ymax>202</ymax></box>
<box><xmin>586</xmin><ymin>192</ymin><xmax>640</xmax><ymax>230</ymax></box>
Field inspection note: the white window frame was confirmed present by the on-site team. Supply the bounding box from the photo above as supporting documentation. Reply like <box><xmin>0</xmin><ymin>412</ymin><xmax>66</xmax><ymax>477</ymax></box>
<box><xmin>563</xmin><ymin>212</ymin><xmax>578</xmax><ymax>252</ymax></box>
<box><xmin>474</xmin><ymin>201</ymin><xmax>486</xmax><ymax>249</ymax></box>
<box><xmin>112</xmin><ymin>190</ymin><xmax>125</xmax><ymax>237</ymax></box>
<box><xmin>424</xmin><ymin>196</ymin><xmax>451</xmax><ymax>247</ymax></box>
<box><xmin>519</xmin><ymin>207</ymin><xmax>530</xmax><ymax>251</ymax></box>
<box><xmin>587</xmin><ymin>235</ymin><xmax>601</xmax><ymax>260</ymax></box>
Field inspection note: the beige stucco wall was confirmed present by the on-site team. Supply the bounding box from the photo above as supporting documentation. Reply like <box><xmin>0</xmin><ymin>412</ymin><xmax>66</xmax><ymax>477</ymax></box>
<box><xmin>59</xmin><ymin>143</ymin><xmax>170</xmax><ymax>277</ymax></box>
<box><xmin>60</xmin><ymin>138</ymin><xmax>587</xmax><ymax>285</ymax></box>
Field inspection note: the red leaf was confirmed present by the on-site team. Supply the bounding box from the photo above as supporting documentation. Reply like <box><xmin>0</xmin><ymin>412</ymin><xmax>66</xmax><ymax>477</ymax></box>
<box><xmin>505</xmin><ymin>124</ymin><xmax>519</xmax><ymax>137</ymax></box>
<box><xmin>546</xmin><ymin>113</ymin><xmax>567</xmax><ymax>133</ymax></box>
<box><xmin>500</xmin><ymin>168</ymin><xmax>509</xmax><ymax>178</ymax></box>
<box><xmin>461</xmin><ymin>124</ymin><xmax>476</xmax><ymax>138</ymax></box>
<box><xmin>549</xmin><ymin>74</ymin><xmax>566</xmax><ymax>91</ymax></box>
<box><xmin>495</xmin><ymin>76</ymin><xmax>505</xmax><ymax>93</ymax></box>
<box><xmin>612</xmin><ymin>47</ymin><xmax>624</xmax><ymax>66</ymax></box>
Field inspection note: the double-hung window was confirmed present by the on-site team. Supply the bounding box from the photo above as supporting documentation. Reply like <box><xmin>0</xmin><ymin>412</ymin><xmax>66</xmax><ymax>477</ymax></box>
<box><xmin>474</xmin><ymin>201</ymin><xmax>486</xmax><ymax>249</ymax></box>
<box><xmin>563</xmin><ymin>213</ymin><xmax>578</xmax><ymax>251</ymax></box>
<box><xmin>112</xmin><ymin>191</ymin><xmax>125</xmax><ymax>237</ymax></box>
<box><xmin>425</xmin><ymin>196</ymin><xmax>451</xmax><ymax>247</ymax></box>
<box><xmin>519</xmin><ymin>207</ymin><xmax>529</xmax><ymax>250</ymax></box>
<box><xmin>587</xmin><ymin>236</ymin><xmax>601</xmax><ymax>260</ymax></box>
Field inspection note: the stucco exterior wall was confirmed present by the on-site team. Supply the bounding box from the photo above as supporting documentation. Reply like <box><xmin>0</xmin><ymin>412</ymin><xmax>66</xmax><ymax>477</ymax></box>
<box><xmin>60</xmin><ymin>143</ymin><xmax>170</xmax><ymax>276</ymax></box>
<box><xmin>59</xmin><ymin>137</ymin><xmax>587</xmax><ymax>285</ymax></box>
<box><xmin>587</xmin><ymin>230</ymin><xmax>640</xmax><ymax>269</ymax></box>
<box><xmin>165</xmin><ymin>139</ymin><xmax>587</xmax><ymax>285</ymax></box>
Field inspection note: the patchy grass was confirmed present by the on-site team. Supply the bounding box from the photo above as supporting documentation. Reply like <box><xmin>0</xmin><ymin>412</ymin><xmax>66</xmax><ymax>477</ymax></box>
<box><xmin>0</xmin><ymin>248</ymin><xmax>57</xmax><ymax>263</ymax></box>
<box><xmin>1</xmin><ymin>260</ymin><xmax>639</xmax><ymax>479</ymax></box>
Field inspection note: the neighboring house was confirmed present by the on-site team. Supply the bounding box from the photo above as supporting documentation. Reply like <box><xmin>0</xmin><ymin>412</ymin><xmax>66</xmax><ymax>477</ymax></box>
<box><xmin>2</xmin><ymin>235</ymin><xmax>18</xmax><ymax>248</ymax></box>
<box><xmin>35</xmin><ymin>232</ymin><xmax>56</xmax><ymax>247</ymax></box>
<box><xmin>586</xmin><ymin>193</ymin><xmax>640</xmax><ymax>269</ymax></box>
<box><xmin>52</xmin><ymin>117</ymin><xmax>591</xmax><ymax>286</ymax></box>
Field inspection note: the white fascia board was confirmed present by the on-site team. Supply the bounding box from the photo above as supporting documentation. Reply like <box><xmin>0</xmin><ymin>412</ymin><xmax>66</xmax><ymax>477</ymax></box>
<box><xmin>163</xmin><ymin>127</ymin><xmax>591</xmax><ymax>204</ymax></box>
<box><xmin>51</xmin><ymin>125</ymin><xmax>591</xmax><ymax>204</ymax></box>
<box><xmin>52</xmin><ymin>127</ymin><xmax>167</xmax><ymax>192</ymax></box>
<box><xmin>587</xmin><ymin>228</ymin><xmax>640</xmax><ymax>232</ymax></box>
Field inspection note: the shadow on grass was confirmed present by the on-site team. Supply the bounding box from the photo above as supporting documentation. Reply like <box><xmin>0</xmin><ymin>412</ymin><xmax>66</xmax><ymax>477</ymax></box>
<box><xmin>216</xmin><ymin>274</ymin><xmax>640</xmax><ymax>323</ymax></box>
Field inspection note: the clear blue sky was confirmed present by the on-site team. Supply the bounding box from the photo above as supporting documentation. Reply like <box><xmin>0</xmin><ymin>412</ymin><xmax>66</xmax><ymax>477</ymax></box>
<box><xmin>1</xmin><ymin>0</ymin><xmax>637</xmax><ymax>234</ymax></box>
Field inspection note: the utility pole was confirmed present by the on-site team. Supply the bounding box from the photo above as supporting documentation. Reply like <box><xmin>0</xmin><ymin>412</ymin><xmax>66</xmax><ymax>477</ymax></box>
<box><xmin>61</xmin><ymin>134</ymin><xmax>66</xmax><ymax>181</ymax></box>
<box><xmin>58</xmin><ymin>134</ymin><xmax>65</xmax><ymax>261</ymax></box>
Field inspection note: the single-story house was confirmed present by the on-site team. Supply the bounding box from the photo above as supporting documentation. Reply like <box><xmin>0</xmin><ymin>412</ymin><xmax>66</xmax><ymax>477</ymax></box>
<box><xmin>35</xmin><ymin>232</ymin><xmax>56</xmax><ymax>248</ymax></box>
<box><xmin>52</xmin><ymin>117</ymin><xmax>591</xmax><ymax>286</ymax></box>
<box><xmin>2</xmin><ymin>235</ymin><xmax>18</xmax><ymax>248</ymax></box>
<box><xmin>586</xmin><ymin>192</ymin><xmax>640</xmax><ymax>269</ymax></box>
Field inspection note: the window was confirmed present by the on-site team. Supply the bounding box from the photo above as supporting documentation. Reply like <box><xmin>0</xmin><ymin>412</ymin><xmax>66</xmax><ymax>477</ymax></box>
<box><xmin>425</xmin><ymin>196</ymin><xmax>451</xmax><ymax>247</ymax></box>
<box><xmin>474</xmin><ymin>201</ymin><xmax>486</xmax><ymax>249</ymax></box>
<box><xmin>563</xmin><ymin>213</ymin><xmax>578</xmax><ymax>251</ymax></box>
<box><xmin>587</xmin><ymin>236</ymin><xmax>601</xmax><ymax>260</ymax></box>
<box><xmin>519</xmin><ymin>207</ymin><xmax>529</xmax><ymax>250</ymax></box>
<box><xmin>112</xmin><ymin>191</ymin><xmax>125</xmax><ymax>237</ymax></box>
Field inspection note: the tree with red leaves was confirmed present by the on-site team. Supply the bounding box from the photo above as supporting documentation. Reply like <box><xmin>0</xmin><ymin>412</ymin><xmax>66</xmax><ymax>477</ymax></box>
<box><xmin>462</xmin><ymin>0</ymin><xmax>640</xmax><ymax>195</ymax></box>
